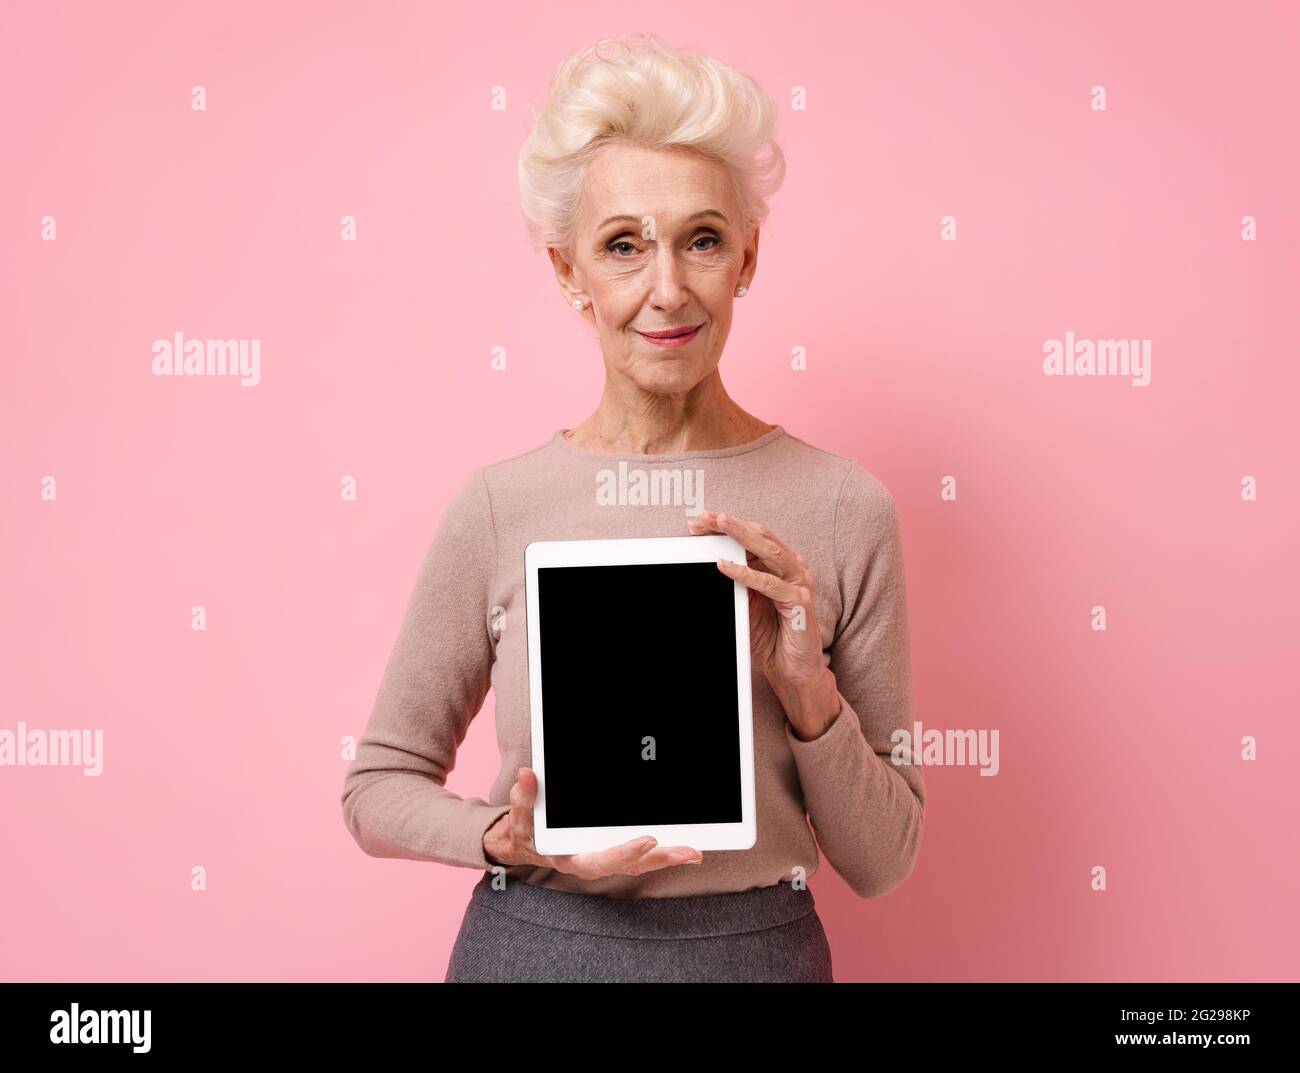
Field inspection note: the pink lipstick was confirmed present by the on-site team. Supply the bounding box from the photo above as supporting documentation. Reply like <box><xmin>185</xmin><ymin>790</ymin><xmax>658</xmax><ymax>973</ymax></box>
<box><xmin>637</xmin><ymin>324</ymin><xmax>702</xmax><ymax>348</ymax></box>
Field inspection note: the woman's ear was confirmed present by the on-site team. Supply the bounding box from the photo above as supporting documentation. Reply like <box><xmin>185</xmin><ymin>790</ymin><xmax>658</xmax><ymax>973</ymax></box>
<box><xmin>739</xmin><ymin>226</ymin><xmax>760</xmax><ymax>294</ymax></box>
<box><xmin>547</xmin><ymin>245</ymin><xmax>584</xmax><ymax>308</ymax></box>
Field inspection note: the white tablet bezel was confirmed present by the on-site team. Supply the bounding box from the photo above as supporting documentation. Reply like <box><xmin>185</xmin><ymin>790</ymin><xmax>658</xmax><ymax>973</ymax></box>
<box><xmin>523</xmin><ymin>534</ymin><xmax>756</xmax><ymax>856</ymax></box>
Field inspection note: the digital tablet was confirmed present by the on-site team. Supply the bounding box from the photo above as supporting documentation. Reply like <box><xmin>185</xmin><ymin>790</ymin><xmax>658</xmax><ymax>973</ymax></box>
<box><xmin>523</xmin><ymin>534</ymin><xmax>756</xmax><ymax>856</ymax></box>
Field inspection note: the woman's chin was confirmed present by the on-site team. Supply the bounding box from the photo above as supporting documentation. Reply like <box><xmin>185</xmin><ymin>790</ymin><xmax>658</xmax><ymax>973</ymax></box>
<box><xmin>630</xmin><ymin>366</ymin><xmax>706</xmax><ymax>394</ymax></box>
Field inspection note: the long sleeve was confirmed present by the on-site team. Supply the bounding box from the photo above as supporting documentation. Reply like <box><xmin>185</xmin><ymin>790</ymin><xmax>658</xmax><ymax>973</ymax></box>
<box><xmin>783</xmin><ymin>461</ymin><xmax>925</xmax><ymax>898</ymax></box>
<box><xmin>340</xmin><ymin>468</ymin><xmax>512</xmax><ymax>870</ymax></box>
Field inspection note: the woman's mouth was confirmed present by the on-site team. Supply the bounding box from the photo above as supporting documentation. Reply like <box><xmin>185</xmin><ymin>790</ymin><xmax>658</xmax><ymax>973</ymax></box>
<box><xmin>636</xmin><ymin>324</ymin><xmax>702</xmax><ymax>348</ymax></box>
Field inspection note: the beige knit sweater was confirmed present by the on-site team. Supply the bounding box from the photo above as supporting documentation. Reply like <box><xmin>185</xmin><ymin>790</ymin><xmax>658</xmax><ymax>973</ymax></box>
<box><xmin>341</xmin><ymin>425</ymin><xmax>925</xmax><ymax>899</ymax></box>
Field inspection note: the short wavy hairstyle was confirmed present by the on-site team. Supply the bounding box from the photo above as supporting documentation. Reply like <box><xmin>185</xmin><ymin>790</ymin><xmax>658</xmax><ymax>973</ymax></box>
<box><xmin>518</xmin><ymin>32</ymin><xmax>786</xmax><ymax>257</ymax></box>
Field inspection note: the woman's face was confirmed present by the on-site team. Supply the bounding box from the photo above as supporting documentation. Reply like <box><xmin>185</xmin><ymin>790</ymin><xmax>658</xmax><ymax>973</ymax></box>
<box><xmin>551</xmin><ymin>142</ymin><xmax>759</xmax><ymax>395</ymax></box>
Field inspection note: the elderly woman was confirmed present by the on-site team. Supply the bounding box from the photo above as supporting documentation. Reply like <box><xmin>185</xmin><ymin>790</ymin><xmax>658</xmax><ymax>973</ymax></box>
<box><xmin>341</xmin><ymin>31</ymin><xmax>925</xmax><ymax>983</ymax></box>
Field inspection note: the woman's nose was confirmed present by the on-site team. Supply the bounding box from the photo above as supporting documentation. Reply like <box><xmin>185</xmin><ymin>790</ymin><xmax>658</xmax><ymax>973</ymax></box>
<box><xmin>647</xmin><ymin>249</ymin><xmax>688</xmax><ymax>308</ymax></box>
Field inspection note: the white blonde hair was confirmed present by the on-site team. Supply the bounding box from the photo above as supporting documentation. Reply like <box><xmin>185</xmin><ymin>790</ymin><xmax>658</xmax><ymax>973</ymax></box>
<box><xmin>517</xmin><ymin>32</ymin><xmax>786</xmax><ymax>256</ymax></box>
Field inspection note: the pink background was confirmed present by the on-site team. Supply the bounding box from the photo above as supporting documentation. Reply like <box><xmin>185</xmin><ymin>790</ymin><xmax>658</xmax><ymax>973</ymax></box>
<box><xmin>2</xmin><ymin>1</ymin><xmax>1297</xmax><ymax>982</ymax></box>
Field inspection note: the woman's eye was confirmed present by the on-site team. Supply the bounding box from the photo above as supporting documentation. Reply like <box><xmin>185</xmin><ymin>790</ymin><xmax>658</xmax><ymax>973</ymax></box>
<box><xmin>607</xmin><ymin>235</ymin><xmax>719</xmax><ymax>256</ymax></box>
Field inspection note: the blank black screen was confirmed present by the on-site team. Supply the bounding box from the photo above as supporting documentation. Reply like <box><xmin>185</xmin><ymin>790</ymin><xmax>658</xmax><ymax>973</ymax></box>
<box><xmin>537</xmin><ymin>561</ymin><xmax>742</xmax><ymax>828</ymax></box>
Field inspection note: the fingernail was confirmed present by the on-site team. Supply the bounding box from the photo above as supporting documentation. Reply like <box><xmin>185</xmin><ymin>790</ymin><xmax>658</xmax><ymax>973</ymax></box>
<box><xmin>638</xmin><ymin>838</ymin><xmax>657</xmax><ymax>851</ymax></box>
<box><xmin>674</xmin><ymin>852</ymin><xmax>703</xmax><ymax>864</ymax></box>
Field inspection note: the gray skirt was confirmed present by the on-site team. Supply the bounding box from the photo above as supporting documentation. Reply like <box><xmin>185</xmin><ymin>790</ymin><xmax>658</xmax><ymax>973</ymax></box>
<box><xmin>444</xmin><ymin>872</ymin><xmax>834</xmax><ymax>983</ymax></box>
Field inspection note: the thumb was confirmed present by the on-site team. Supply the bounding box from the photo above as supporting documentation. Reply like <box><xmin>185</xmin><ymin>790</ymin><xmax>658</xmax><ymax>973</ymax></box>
<box><xmin>514</xmin><ymin>766</ymin><xmax>539</xmax><ymax>806</ymax></box>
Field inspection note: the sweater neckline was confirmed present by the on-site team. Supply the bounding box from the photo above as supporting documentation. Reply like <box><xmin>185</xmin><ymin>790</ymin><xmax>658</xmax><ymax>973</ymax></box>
<box><xmin>550</xmin><ymin>423</ymin><xmax>787</xmax><ymax>462</ymax></box>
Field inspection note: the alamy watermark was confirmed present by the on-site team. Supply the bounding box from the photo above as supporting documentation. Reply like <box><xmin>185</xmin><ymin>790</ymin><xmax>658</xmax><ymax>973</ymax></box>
<box><xmin>1043</xmin><ymin>332</ymin><xmax>1150</xmax><ymax>387</ymax></box>
<box><xmin>595</xmin><ymin>463</ymin><xmax>704</xmax><ymax>515</ymax></box>
<box><xmin>50</xmin><ymin>1004</ymin><xmax>150</xmax><ymax>1052</ymax></box>
<box><xmin>891</xmin><ymin>720</ymin><xmax>999</xmax><ymax>776</ymax></box>
<box><xmin>151</xmin><ymin>332</ymin><xmax>260</xmax><ymax>386</ymax></box>
<box><xmin>1</xmin><ymin>722</ymin><xmax>103</xmax><ymax>775</ymax></box>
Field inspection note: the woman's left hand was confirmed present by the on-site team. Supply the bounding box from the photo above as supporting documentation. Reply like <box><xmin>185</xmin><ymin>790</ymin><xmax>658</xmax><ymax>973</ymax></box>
<box><xmin>687</xmin><ymin>510</ymin><xmax>842</xmax><ymax>742</ymax></box>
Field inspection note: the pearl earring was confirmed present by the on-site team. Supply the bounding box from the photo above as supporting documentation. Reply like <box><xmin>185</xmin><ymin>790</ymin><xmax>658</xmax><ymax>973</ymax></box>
<box><xmin>572</xmin><ymin>299</ymin><xmax>584</xmax><ymax>310</ymax></box>
<box><xmin>735</xmin><ymin>286</ymin><xmax>747</xmax><ymax>296</ymax></box>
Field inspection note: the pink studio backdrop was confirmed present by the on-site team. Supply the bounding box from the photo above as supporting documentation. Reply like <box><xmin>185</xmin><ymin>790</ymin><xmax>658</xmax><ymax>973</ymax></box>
<box><xmin>2</xmin><ymin>1</ymin><xmax>1297</xmax><ymax>982</ymax></box>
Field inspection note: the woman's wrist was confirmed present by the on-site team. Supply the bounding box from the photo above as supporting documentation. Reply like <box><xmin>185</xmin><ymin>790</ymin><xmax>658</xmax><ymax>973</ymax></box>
<box><xmin>483</xmin><ymin>812</ymin><xmax>512</xmax><ymax>866</ymax></box>
<box><xmin>776</xmin><ymin>667</ymin><xmax>842</xmax><ymax>742</ymax></box>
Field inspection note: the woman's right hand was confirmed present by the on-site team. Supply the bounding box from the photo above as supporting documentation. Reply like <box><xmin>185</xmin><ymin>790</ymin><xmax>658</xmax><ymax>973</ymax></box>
<box><xmin>482</xmin><ymin>767</ymin><xmax>703</xmax><ymax>879</ymax></box>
